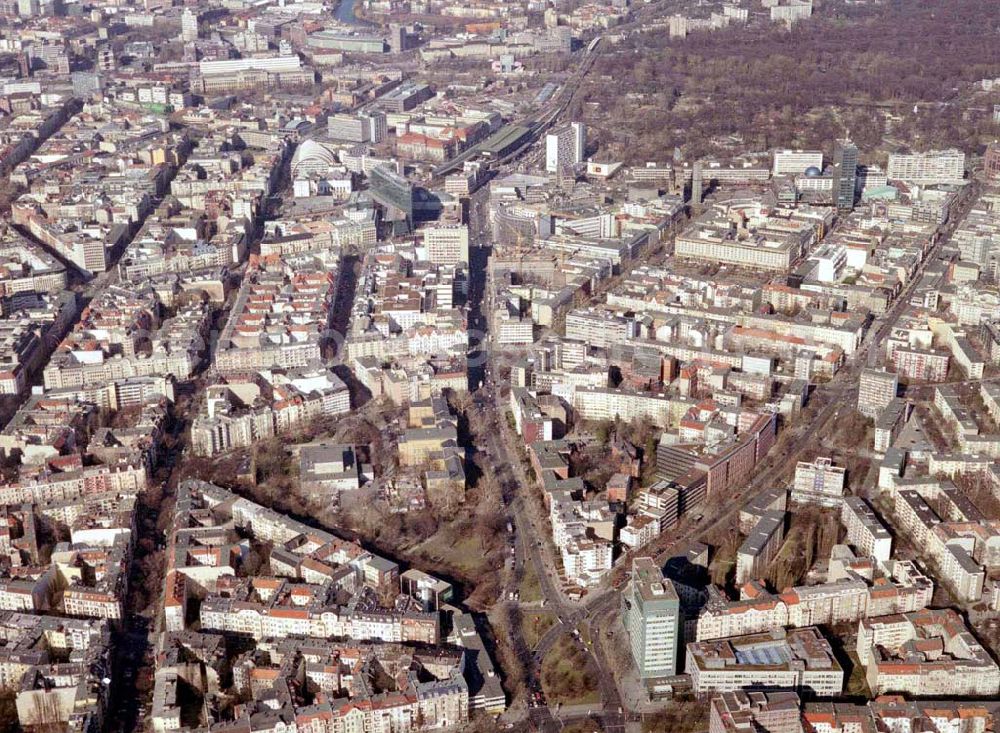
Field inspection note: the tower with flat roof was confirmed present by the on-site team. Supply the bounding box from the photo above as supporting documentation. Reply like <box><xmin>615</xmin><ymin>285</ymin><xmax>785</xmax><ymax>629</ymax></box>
<box><xmin>831</xmin><ymin>139</ymin><xmax>858</xmax><ymax>212</ymax></box>
<box><xmin>622</xmin><ymin>556</ymin><xmax>681</xmax><ymax>678</ymax></box>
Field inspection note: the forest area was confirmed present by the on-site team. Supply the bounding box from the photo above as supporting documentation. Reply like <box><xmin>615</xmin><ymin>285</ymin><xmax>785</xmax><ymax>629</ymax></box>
<box><xmin>575</xmin><ymin>0</ymin><xmax>1000</xmax><ymax>163</ymax></box>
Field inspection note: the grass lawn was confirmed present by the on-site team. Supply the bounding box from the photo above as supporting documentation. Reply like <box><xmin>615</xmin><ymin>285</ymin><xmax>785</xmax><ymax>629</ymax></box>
<box><xmin>641</xmin><ymin>699</ymin><xmax>709</xmax><ymax>733</ymax></box>
<box><xmin>541</xmin><ymin>636</ymin><xmax>601</xmax><ymax>706</ymax></box>
<box><xmin>519</xmin><ymin>562</ymin><xmax>543</xmax><ymax>604</ymax></box>
<box><xmin>521</xmin><ymin>612</ymin><xmax>555</xmax><ymax>650</ymax></box>
<box><xmin>414</xmin><ymin>529</ymin><xmax>490</xmax><ymax>578</ymax></box>
<box><xmin>845</xmin><ymin>650</ymin><xmax>870</xmax><ymax>697</ymax></box>
<box><xmin>562</xmin><ymin>722</ymin><xmax>603</xmax><ymax>733</ymax></box>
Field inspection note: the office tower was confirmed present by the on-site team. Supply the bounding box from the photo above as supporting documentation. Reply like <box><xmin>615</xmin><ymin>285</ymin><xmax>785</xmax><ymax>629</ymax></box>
<box><xmin>328</xmin><ymin>110</ymin><xmax>386</xmax><ymax>144</ymax></box>
<box><xmin>572</xmin><ymin>121</ymin><xmax>585</xmax><ymax>162</ymax></box>
<box><xmin>369</xmin><ymin>165</ymin><xmax>414</xmax><ymax>226</ymax></box>
<box><xmin>831</xmin><ymin>139</ymin><xmax>858</xmax><ymax>212</ymax></box>
<box><xmin>691</xmin><ymin>160</ymin><xmax>703</xmax><ymax>207</ymax></box>
<box><xmin>17</xmin><ymin>0</ymin><xmax>39</xmax><ymax>17</ymax></box>
<box><xmin>180</xmin><ymin>8</ymin><xmax>199</xmax><ymax>43</ymax></box>
<box><xmin>622</xmin><ymin>557</ymin><xmax>680</xmax><ymax>679</ymax></box>
<box><xmin>362</xmin><ymin>110</ymin><xmax>387</xmax><ymax>144</ymax></box>
<box><xmin>389</xmin><ymin>24</ymin><xmax>407</xmax><ymax>54</ymax></box>
<box><xmin>423</xmin><ymin>224</ymin><xmax>470</xmax><ymax>266</ymax></box>
<box><xmin>71</xmin><ymin>71</ymin><xmax>103</xmax><ymax>98</ymax></box>
<box><xmin>545</xmin><ymin>122</ymin><xmax>585</xmax><ymax>173</ymax></box>
<box><xmin>328</xmin><ymin>113</ymin><xmax>369</xmax><ymax>143</ymax></box>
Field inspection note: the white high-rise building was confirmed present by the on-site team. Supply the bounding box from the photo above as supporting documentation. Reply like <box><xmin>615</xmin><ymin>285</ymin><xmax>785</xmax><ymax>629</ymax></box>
<box><xmin>858</xmin><ymin>368</ymin><xmax>898</xmax><ymax>419</ymax></box>
<box><xmin>791</xmin><ymin>457</ymin><xmax>846</xmax><ymax>507</ymax></box>
<box><xmin>623</xmin><ymin>557</ymin><xmax>680</xmax><ymax>679</ymax></box>
<box><xmin>422</xmin><ymin>224</ymin><xmax>469</xmax><ymax>266</ymax></box>
<box><xmin>17</xmin><ymin>0</ymin><xmax>40</xmax><ymax>17</ymax></box>
<box><xmin>328</xmin><ymin>110</ymin><xmax>387</xmax><ymax>144</ymax></box>
<box><xmin>545</xmin><ymin>122</ymin><xmax>585</xmax><ymax>173</ymax></box>
<box><xmin>807</xmin><ymin>242</ymin><xmax>847</xmax><ymax>283</ymax></box>
<box><xmin>772</xmin><ymin>149</ymin><xmax>823</xmax><ymax>176</ymax></box>
<box><xmin>887</xmin><ymin>149</ymin><xmax>966</xmax><ymax>185</ymax></box>
<box><xmin>180</xmin><ymin>9</ymin><xmax>199</xmax><ymax>43</ymax></box>
<box><xmin>841</xmin><ymin>496</ymin><xmax>892</xmax><ymax>564</ymax></box>
<box><xmin>770</xmin><ymin>0</ymin><xmax>812</xmax><ymax>24</ymax></box>
<box><xmin>362</xmin><ymin>110</ymin><xmax>387</xmax><ymax>144</ymax></box>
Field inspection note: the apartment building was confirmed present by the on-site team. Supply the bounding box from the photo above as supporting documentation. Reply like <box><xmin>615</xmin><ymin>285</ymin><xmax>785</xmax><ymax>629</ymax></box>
<box><xmin>857</xmin><ymin>609</ymin><xmax>1000</xmax><ymax>696</ymax></box>
<box><xmin>857</xmin><ymin>368</ymin><xmax>898</xmax><ymax>418</ymax></box>
<box><xmin>790</xmin><ymin>457</ymin><xmax>846</xmax><ymax>507</ymax></box>
<box><xmin>0</xmin><ymin>460</ymin><xmax>148</xmax><ymax>506</ymax></box>
<box><xmin>772</xmin><ymin>150</ymin><xmax>823</xmax><ymax>177</ymax></box>
<box><xmin>214</xmin><ymin>258</ymin><xmax>336</xmax><ymax>374</ymax></box>
<box><xmin>545</xmin><ymin>121</ymin><xmax>585</xmax><ymax>173</ymax></box>
<box><xmin>0</xmin><ymin>234</ymin><xmax>66</xmax><ymax>296</ymax></box>
<box><xmin>889</xmin><ymin>483</ymin><xmax>991</xmax><ymax>603</ymax></box>
<box><xmin>736</xmin><ymin>510</ymin><xmax>785</xmax><ymax>585</ymax></box>
<box><xmin>564</xmin><ymin>308</ymin><xmax>634</xmax><ymax>349</ymax></box>
<box><xmin>547</xmin><ymin>482</ymin><xmax>614</xmax><ymax>587</ymax></box>
<box><xmin>841</xmin><ymin>497</ymin><xmax>892</xmax><ymax>563</ymax></box>
<box><xmin>573</xmin><ymin>387</ymin><xmax>674</xmax><ymax>427</ymax></box>
<box><xmin>696</xmin><ymin>557</ymin><xmax>932</xmax><ymax>642</ymax></box>
<box><xmin>200</xmin><ymin>597</ymin><xmax>439</xmax><ymax>644</ymax></box>
<box><xmin>191</xmin><ymin>369</ymin><xmax>350</xmax><ymax>457</ymax></box>
<box><xmin>873</xmin><ymin>398</ymin><xmax>910</xmax><ymax>455</ymax></box>
<box><xmin>155</xmin><ymin>479</ymin><xmax>495</xmax><ymax>727</ymax></box>
<box><xmin>509</xmin><ymin>388</ymin><xmax>555</xmax><ymax>444</ymax></box>
<box><xmin>0</xmin><ymin>613</ymin><xmax>111</xmax><ymax>731</ymax></box>
<box><xmin>890</xmin><ymin>347</ymin><xmax>949</xmax><ymax>382</ymax></box>
<box><xmin>620</xmin><ymin>514</ymin><xmax>662</xmax><ymax>549</ymax></box>
<box><xmin>887</xmin><ymin>149</ymin><xmax>965</xmax><ymax>185</ymax></box>
<box><xmin>770</xmin><ymin>0</ymin><xmax>813</xmax><ymax>24</ymax></box>
<box><xmin>803</xmin><ymin>699</ymin><xmax>992</xmax><ymax>733</ymax></box>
